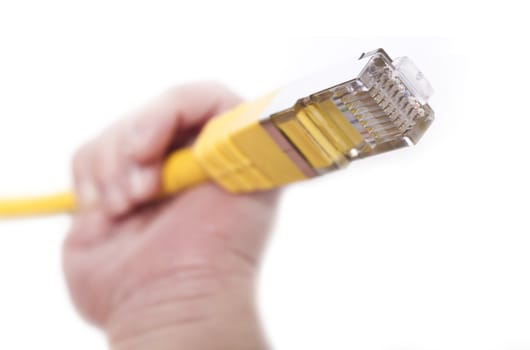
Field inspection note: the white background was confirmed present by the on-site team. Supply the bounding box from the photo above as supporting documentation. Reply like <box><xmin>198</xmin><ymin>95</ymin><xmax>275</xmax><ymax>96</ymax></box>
<box><xmin>0</xmin><ymin>1</ymin><xmax>529</xmax><ymax>349</ymax></box>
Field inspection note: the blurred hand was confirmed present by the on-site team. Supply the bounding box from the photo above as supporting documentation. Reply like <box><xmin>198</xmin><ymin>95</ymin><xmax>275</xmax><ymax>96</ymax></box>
<box><xmin>63</xmin><ymin>83</ymin><xmax>278</xmax><ymax>350</ymax></box>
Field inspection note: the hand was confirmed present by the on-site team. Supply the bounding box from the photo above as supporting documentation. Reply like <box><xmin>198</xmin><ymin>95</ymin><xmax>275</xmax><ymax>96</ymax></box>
<box><xmin>63</xmin><ymin>83</ymin><xmax>279</xmax><ymax>350</ymax></box>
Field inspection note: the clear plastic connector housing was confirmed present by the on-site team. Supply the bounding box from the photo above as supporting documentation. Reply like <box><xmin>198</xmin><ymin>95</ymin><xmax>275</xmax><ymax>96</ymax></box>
<box><xmin>269</xmin><ymin>49</ymin><xmax>435</xmax><ymax>174</ymax></box>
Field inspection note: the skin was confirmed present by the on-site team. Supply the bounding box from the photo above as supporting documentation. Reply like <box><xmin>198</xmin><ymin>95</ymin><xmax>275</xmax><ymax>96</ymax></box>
<box><xmin>63</xmin><ymin>83</ymin><xmax>278</xmax><ymax>350</ymax></box>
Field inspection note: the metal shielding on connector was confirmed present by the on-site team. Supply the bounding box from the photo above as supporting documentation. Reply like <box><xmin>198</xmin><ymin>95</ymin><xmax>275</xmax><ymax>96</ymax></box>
<box><xmin>263</xmin><ymin>48</ymin><xmax>434</xmax><ymax>177</ymax></box>
<box><xmin>260</xmin><ymin>120</ymin><xmax>318</xmax><ymax>178</ymax></box>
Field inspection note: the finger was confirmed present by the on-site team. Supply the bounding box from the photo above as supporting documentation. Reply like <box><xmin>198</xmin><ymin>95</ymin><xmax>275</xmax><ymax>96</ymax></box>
<box><xmin>92</xmin><ymin>126</ymin><xmax>134</xmax><ymax>216</ymax></box>
<box><xmin>124</xmin><ymin>82</ymin><xmax>242</xmax><ymax>164</ymax></box>
<box><xmin>72</xmin><ymin>141</ymin><xmax>101</xmax><ymax>209</ymax></box>
<box><xmin>127</xmin><ymin>162</ymin><xmax>160</xmax><ymax>203</ymax></box>
<box><xmin>116</xmin><ymin>82</ymin><xmax>241</xmax><ymax>210</ymax></box>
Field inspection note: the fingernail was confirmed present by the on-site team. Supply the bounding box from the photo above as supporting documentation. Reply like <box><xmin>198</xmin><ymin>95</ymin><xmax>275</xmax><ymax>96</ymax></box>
<box><xmin>78</xmin><ymin>181</ymin><xmax>99</xmax><ymax>207</ymax></box>
<box><xmin>106</xmin><ymin>187</ymin><xmax>129</xmax><ymax>215</ymax></box>
<box><xmin>129</xmin><ymin>165</ymin><xmax>152</xmax><ymax>200</ymax></box>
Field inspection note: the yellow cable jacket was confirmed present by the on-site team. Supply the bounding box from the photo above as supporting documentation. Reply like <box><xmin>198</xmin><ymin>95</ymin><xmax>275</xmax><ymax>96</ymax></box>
<box><xmin>0</xmin><ymin>148</ymin><xmax>210</xmax><ymax>218</ymax></box>
<box><xmin>160</xmin><ymin>147</ymin><xmax>210</xmax><ymax>195</ymax></box>
<box><xmin>0</xmin><ymin>192</ymin><xmax>76</xmax><ymax>218</ymax></box>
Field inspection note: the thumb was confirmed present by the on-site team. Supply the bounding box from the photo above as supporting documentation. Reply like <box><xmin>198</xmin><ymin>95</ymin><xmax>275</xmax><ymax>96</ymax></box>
<box><xmin>126</xmin><ymin>82</ymin><xmax>242</xmax><ymax>164</ymax></box>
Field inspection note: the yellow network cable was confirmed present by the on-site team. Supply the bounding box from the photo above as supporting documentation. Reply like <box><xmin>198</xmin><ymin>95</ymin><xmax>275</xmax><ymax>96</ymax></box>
<box><xmin>0</xmin><ymin>49</ymin><xmax>435</xmax><ymax>218</ymax></box>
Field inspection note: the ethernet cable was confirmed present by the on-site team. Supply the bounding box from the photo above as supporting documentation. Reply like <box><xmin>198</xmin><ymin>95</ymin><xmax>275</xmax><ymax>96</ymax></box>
<box><xmin>0</xmin><ymin>48</ymin><xmax>434</xmax><ymax>218</ymax></box>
